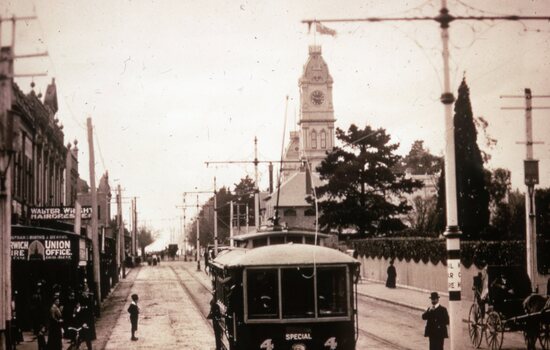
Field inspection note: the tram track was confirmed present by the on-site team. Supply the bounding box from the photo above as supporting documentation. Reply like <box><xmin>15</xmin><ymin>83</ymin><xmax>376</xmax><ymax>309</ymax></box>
<box><xmin>168</xmin><ymin>265</ymin><xmax>214</xmax><ymax>333</ymax></box>
<box><xmin>358</xmin><ymin>328</ymin><xmax>415</xmax><ymax>350</ymax></box>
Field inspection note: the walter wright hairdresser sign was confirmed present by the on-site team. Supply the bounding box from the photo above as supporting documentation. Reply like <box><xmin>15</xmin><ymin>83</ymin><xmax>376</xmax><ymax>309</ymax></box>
<box><xmin>29</xmin><ymin>206</ymin><xmax>92</xmax><ymax>220</ymax></box>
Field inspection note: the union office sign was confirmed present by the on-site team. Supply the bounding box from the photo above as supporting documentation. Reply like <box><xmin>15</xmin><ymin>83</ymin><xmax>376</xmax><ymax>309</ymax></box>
<box><xmin>30</xmin><ymin>206</ymin><xmax>93</xmax><ymax>220</ymax></box>
<box><xmin>11</xmin><ymin>234</ymin><xmax>75</xmax><ymax>261</ymax></box>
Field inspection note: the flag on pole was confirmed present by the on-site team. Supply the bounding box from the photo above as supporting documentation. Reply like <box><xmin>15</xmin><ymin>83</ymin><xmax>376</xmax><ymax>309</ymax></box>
<box><xmin>316</xmin><ymin>22</ymin><xmax>337</xmax><ymax>37</ymax></box>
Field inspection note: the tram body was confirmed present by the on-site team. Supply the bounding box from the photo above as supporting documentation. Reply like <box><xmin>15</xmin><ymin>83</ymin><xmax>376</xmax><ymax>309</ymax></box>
<box><xmin>209</xmin><ymin>243</ymin><xmax>360</xmax><ymax>350</ymax></box>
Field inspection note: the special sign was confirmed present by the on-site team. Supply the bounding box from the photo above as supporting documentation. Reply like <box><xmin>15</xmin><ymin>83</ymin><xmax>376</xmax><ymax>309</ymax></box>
<box><xmin>11</xmin><ymin>234</ymin><xmax>74</xmax><ymax>261</ymax></box>
<box><xmin>29</xmin><ymin>206</ymin><xmax>93</xmax><ymax>220</ymax></box>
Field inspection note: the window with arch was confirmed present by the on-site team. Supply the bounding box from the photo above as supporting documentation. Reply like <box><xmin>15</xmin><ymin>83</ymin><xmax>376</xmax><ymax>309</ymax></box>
<box><xmin>320</xmin><ymin>129</ymin><xmax>326</xmax><ymax>149</ymax></box>
<box><xmin>311</xmin><ymin>130</ymin><xmax>317</xmax><ymax>149</ymax></box>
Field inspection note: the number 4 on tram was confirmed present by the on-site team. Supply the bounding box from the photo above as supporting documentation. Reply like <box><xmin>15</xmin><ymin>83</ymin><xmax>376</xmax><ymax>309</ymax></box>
<box><xmin>209</xmin><ymin>243</ymin><xmax>360</xmax><ymax>350</ymax></box>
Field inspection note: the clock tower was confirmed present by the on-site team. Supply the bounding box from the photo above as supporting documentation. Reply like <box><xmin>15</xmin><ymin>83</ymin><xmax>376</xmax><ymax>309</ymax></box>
<box><xmin>298</xmin><ymin>45</ymin><xmax>336</xmax><ymax>171</ymax></box>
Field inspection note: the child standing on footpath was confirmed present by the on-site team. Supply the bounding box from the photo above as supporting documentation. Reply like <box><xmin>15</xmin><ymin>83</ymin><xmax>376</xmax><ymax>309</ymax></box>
<box><xmin>127</xmin><ymin>294</ymin><xmax>140</xmax><ymax>341</ymax></box>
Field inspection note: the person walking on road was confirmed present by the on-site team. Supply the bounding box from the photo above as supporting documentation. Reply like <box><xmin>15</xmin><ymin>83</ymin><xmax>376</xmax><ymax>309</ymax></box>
<box><xmin>127</xmin><ymin>294</ymin><xmax>140</xmax><ymax>341</ymax></box>
<box><xmin>422</xmin><ymin>292</ymin><xmax>449</xmax><ymax>350</ymax></box>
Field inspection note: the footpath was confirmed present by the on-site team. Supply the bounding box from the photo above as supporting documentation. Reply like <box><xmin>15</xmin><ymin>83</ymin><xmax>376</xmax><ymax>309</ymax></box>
<box><xmin>356</xmin><ymin>278</ymin><xmax>472</xmax><ymax>319</ymax></box>
<box><xmin>15</xmin><ymin>267</ymin><xmax>138</xmax><ymax>350</ymax></box>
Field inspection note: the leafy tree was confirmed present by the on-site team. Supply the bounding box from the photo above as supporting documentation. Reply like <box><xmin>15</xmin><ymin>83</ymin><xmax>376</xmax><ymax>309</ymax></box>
<box><xmin>315</xmin><ymin>124</ymin><xmax>422</xmax><ymax>237</ymax></box>
<box><xmin>395</xmin><ymin>140</ymin><xmax>442</xmax><ymax>175</ymax></box>
<box><xmin>137</xmin><ymin>226</ymin><xmax>154</xmax><ymax>258</ymax></box>
<box><xmin>406</xmin><ymin>195</ymin><xmax>439</xmax><ymax>234</ymax></box>
<box><xmin>436</xmin><ymin>78</ymin><xmax>490</xmax><ymax>239</ymax></box>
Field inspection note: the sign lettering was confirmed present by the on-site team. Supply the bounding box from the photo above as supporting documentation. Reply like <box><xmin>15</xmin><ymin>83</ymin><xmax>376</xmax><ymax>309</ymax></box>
<box><xmin>30</xmin><ymin>206</ymin><xmax>93</xmax><ymax>221</ymax></box>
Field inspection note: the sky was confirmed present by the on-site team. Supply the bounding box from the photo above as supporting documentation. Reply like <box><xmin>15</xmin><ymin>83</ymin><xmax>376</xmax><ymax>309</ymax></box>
<box><xmin>2</xmin><ymin>0</ymin><xmax>550</xmax><ymax>244</ymax></box>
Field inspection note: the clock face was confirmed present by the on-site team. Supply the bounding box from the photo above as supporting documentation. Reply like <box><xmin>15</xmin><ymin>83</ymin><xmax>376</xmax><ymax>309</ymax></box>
<box><xmin>310</xmin><ymin>90</ymin><xmax>325</xmax><ymax>105</ymax></box>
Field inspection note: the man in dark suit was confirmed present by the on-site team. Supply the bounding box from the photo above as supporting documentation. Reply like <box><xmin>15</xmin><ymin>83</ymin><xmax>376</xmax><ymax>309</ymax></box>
<box><xmin>422</xmin><ymin>292</ymin><xmax>449</xmax><ymax>350</ymax></box>
<box><xmin>127</xmin><ymin>294</ymin><xmax>140</xmax><ymax>341</ymax></box>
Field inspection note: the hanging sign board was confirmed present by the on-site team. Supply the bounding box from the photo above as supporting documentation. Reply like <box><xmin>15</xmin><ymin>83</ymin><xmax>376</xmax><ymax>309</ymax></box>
<box><xmin>29</xmin><ymin>206</ymin><xmax>93</xmax><ymax>220</ymax></box>
<box><xmin>11</xmin><ymin>233</ymin><xmax>76</xmax><ymax>261</ymax></box>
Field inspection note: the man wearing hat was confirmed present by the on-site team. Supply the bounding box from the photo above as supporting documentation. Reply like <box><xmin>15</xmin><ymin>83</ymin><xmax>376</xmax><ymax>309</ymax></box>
<box><xmin>422</xmin><ymin>292</ymin><xmax>449</xmax><ymax>350</ymax></box>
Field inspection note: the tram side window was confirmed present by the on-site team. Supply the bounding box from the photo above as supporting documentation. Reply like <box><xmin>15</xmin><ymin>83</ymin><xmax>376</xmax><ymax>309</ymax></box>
<box><xmin>253</xmin><ymin>238</ymin><xmax>268</xmax><ymax>248</ymax></box>
<box><xmin>317</xmin><ymin>267</ymin><xmax>348</xmax><ymax>317</ymax></box>
<box><xmin>282</xmin><ymin>267</ymin><xmax>315</xmax><ymax>318</ymax></box>
<box><xmin>247</xmin><ymin>269</ymin><xmax>279</xmax><ymax>319</ymax></box>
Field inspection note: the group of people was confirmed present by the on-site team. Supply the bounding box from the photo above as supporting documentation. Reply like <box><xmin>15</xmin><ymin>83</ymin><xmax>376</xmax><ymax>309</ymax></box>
<box><xmin>27</xmin><ymin>282</ymin><xmax>96</xmax><ymax>350</ymax></box>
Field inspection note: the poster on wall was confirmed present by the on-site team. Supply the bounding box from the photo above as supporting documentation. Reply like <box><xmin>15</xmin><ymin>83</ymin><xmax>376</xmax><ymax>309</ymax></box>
<box><xmin>11</xmin><ymin>233</ymin><xmax>76</xmax><ymax>261</ymax></box>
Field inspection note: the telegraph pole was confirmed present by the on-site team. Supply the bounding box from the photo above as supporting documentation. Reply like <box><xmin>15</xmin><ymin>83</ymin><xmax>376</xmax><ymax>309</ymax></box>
<box><xmin>302</xmin><ymin>3</ymin><xmax>550</xmax><ymax>350</ymax></box>
<box><xmin>501</xmin><ymin>89</ymin><xmax>549</xmax><ymax>291</ymax></box>
<box><xmin>0</xmin><ymin>46</ymin><xmax>14</xmax><ymax>350</ymax></box>
<box><xmin>117</xmin><ymin>185</ymin><xmax>125</xmax><ymax>278</ymax></box>
<box><xmin>206</xmin><ymin>137</ymin><xmax>303</xmax><ymax>230</ymax></box>
<box><xmin>229</xmin><ymin>200</ymin><xmax>234</xmax><ymax>247</ymax></box>
<box><xmin>213</xmin><ymin>177</ymin><xmax>218</xmax><ymax>256</ymax></box>
<box><xmin>87</xmin><ymin>117</ymin><xmax>102</xmax><ymax>312</ymax></box>
<box><xmin>196</xmin><ymin>195</ymin><xmax>201</xmax><ymax>271</ymax></box>
<box><xmin>132</xmin><ymin>197</ymin><xmax>138</xmax><ymax>259</ymax></box>
<box><xmin>0</xmin><ymin>15</ymin><xmax>47</xmax><ymax>348</ymax></box>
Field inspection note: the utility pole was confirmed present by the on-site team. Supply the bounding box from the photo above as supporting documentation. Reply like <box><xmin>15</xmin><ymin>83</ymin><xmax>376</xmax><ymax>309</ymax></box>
<box><xmin>213</xmin><ymin>177</ymin><xmax>218</xmax><ymax>256</ymax></box>
<box><xmin>205</xmin><ymin>137</ymin><xmax>303</xmax><ymax>230</ymax></box>
<box><xmin>501</xmin><ymin>88</ymin><xmax>549</xmax><ymax>292</ymax></box>
<box><xmin>132</xmin><ymin>197</ymin><xmax>138</xmax><ymax>259</ymax></box>
<box><xmin>229</xmin><ymin>200</ymin><xmax>234</xmax><ymax>247</ymax></box>
<box><xmin>302</xmin><ymin>4</ymin><xmax>550</xmax><ymax>350</ymax></box>
<box><xmin>176</xmin><ymin>196</ymin><xmax>187</xmax><ymax>261</ymax></box>
<box><xmin>117</xmin><ymin>185</ymin><xmax>125</xmax><ymax>279</ymax></box>
<box><xmin>0</xmin><ymin>16</ymin><xmax>47</xmax><ymax>349</ymax></box>
<box><xmin>196</xmin><ymin>195</ymin><xmax>201</xmax><ymax>271</ymax></box>
<box><xmin>0</xmin><ymin>45</ymin><xmax>14</xmax><ymax>350</ymax></box>
<box><xmin>87</xmin><ymin>117</ymin><xmax>101</xmax><ymax>313</ymax></box>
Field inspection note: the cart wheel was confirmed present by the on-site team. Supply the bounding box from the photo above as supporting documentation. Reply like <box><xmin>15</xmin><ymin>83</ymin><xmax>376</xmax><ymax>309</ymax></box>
<box><xmin>486</xmin><ymin>312</ymin><xmax>504</xmax><ymax>350</ymax></box>
<box><xmin>540</xmin><ymin>323</ymin><xmax>550</xmax><ymax>350</ymax></box>
<box><xmin>468</xmin><ymin>303</ymin><xmax>484</xmax><ymax>348</ymax></box>
<box><xmin>525</xmin><ymin>330</ymin><xmax>537</xmax><ymax>350</ymax></box>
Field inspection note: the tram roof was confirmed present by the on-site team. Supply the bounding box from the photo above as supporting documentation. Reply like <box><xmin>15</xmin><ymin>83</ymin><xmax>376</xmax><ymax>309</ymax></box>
<box><xmin>212</xmin><ymin>243</ymin><xmax>358</xmax><ymax>268</ymax></box>
<box><xmin>231</xmin><ymin>229</ymin><xmax>330</xmax><ymax>242</ymax></box>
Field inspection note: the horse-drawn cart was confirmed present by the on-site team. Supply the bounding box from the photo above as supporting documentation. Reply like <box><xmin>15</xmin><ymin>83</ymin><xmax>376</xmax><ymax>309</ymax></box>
<box><xmin>467</xmin><ymin>265</ymin><xmax>550</xmax><ymax>350</ymax></box>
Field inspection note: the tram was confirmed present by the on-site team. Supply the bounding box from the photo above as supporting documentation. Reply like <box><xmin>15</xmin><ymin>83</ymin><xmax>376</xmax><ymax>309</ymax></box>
<box><xmin>208</xmin><ymin>236</ymin><xmax>360</xmax><ymax>350</ymax></box>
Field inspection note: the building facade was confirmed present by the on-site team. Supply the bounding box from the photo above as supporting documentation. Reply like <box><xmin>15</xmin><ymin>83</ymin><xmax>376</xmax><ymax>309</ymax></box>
<box><xmin>266</xmin><ymin>46</ymin><xmax>336</xmax><ymax>230</ymax></box>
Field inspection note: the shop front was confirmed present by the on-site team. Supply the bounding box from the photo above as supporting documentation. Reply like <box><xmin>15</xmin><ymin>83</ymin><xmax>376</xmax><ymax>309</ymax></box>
<box><xmin>10</xmin><ymin>225</ymin><xmax>93</xmax><ymax>331</ymax></box>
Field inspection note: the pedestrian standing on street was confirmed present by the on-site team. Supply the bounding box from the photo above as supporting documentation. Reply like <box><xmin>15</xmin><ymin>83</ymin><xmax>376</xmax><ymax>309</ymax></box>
<box><xmin>46</xmin><ymin>297</ymin><xmax>63</xmax><ymax>350</ymax></box>
<box><xmin>204</xmin><ymin>249</ymin><xmax>210</xmax><ymax>275</ymax></box>
<box><xmin>386</xmin><ymin>259</ymin><xmax>396</xmax><ymax>288</ymax></box>
<box><xmin>422</xmin><ymin>292</ymin><xmax>449</xmax><ymax>350</ymax></box>
<box><xmin>127</xmin><ymin>294</ymin><xmax>140</xmax><ymax>341</ymax></box>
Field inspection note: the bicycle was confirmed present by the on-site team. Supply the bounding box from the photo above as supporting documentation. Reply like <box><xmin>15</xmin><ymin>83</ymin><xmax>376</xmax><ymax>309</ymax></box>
<box><xmin>66</xmin><ymin>326</ymin><xmax>89</xmax><ymax>350</ymax></box>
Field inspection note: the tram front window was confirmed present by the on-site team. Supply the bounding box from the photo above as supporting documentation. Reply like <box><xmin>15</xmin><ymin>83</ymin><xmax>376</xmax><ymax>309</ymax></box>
<box><xmin>247</xmin><ymin>269</ymin><xmax>279</xmax><ymax>319</ymax></box>
<box><xmin>282</xmin><ymin>267</ymin><xmax>315</xmax><ymax>318</ymax></box>
<box><xmin>317</xmin><ymin>267</ymin><xmax>348</xmax><ymax>317</ymax></box>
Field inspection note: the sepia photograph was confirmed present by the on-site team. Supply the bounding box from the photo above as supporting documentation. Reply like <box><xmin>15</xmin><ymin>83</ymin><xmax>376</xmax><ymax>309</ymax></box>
<box><xmin>1</xmin><ymin>1</ymin><xmax>550</xmax><ymax>349</ymax></box>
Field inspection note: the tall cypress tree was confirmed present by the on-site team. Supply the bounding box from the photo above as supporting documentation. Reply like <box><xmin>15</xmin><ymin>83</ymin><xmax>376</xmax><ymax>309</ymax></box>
<box><xmin>436</xmin><ymin>78</ymin><xmax>490</xmax><ymax>239</ymax></box>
